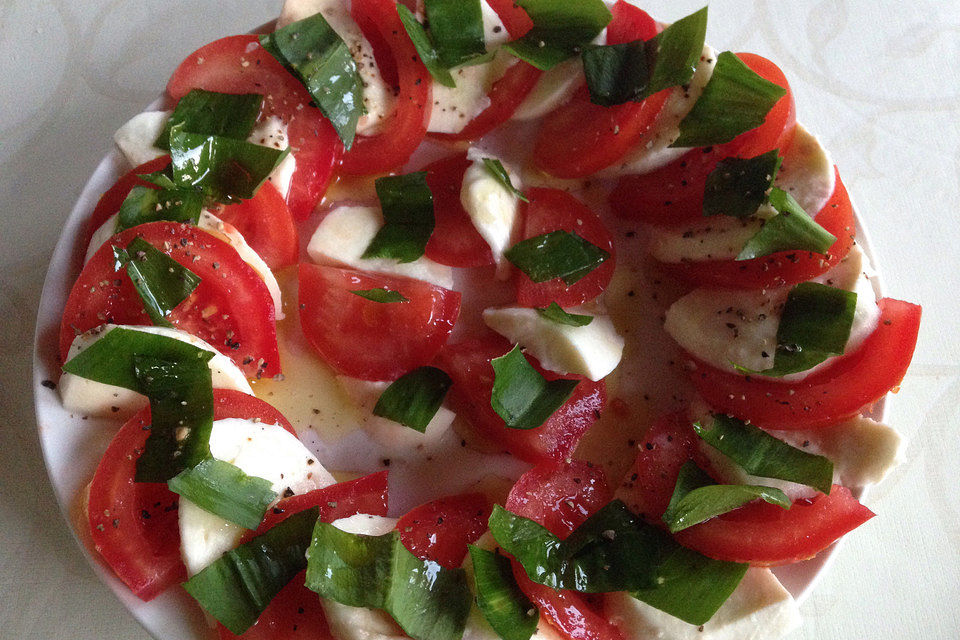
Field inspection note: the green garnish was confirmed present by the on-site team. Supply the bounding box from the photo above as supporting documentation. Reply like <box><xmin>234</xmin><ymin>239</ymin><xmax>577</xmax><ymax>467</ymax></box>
<box><xmin>503</xmin><ymin>0</ymin><xmax>612</xmax><ymax>70</ymax></box>
<box><xmin>736</xmin><ymin>187</ymin><xmax>836</xmax><ymax>260</ymax></box>
<box><xmin>468</xmin><ymin>546</ymin><xmax>539</xmax><ymax>640</ymax></box>
<box><xmin>424</xmin><ymin>0</ymin><xmax>487</xmax><ymax>68</ymax></box>
<box><xmin>155</xmin><ymin>89</ymin><xmax>262</xmax><ymax>151</ymax></box>
<box><xmin>372</xmin><ymin>366</ymin><xmax>453</xmax><ymax>432</ymax></box>
<box><xmin>350</xmin><ymin>289</ymin><xmax>410</xmax><ymax>303</ymax></box>
<box><xmin>535</xmin><ymin>302</ymin><xmax>593</xmax><ymax>327</ymax></box>
<box><xmin>168</xmin><ymin>458</ymin><xmax>277</xmax><ymax>530</ymax></box>
<box><xmin>490</xmin><ymin>345</ymin><xmax>579</xmax><ymax>429</ymax></box>
<box><xmin>505</xmin><ymin>231</ymin><xmax>609</xmax><ymax>286</ymax></box>
<box><xmin>482</xmin><ymin>158</ymin><xmax>529</xmax><ymax>202</ymax></box>
<box><xmin>703</xmin><ymin>150</ymin><xmax>783</xmax><ymax>219</ymax></box>
<box><xmin>114</xmin><ymin>185</ymin><xmax>203</xmax><ymax>233</ymax></box>
<box><xmin>397</xmin><ymin>4</ymin><xmax>457</xmax><ymax>88</ymax></box>
<box><xmin>362</xmin><ymin>172</ymin><xmax>436</xmax><ymax>263</ymax></box>
<box><xmin>113</xmin><ymin>237</ymin><xmax>201</xmax><ymax>328</ymax></box>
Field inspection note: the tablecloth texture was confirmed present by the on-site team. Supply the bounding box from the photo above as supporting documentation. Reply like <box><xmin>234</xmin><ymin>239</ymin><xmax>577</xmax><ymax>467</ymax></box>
<box><xmin>2</xmin><ymin>1</ymin><xmax>957</xmax><ymax>638</ymax></box>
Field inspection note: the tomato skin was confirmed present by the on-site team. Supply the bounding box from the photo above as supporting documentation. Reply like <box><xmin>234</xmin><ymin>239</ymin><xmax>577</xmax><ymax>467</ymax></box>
<box><xmin>484</xmin><ymin>0</ymin><xmax>534</xmax><ymax>38</ymax></box>
<box><xmin>340</xmin><ymin>0</ymin><xmax>431</xmax><ymax>175</ymax></box>
<box><xmin>423</xmin><ymin>153</ymin><xmax>495</xmax><ymax>267</ymax></box>
<box><xmin>435</xmin><ymin>335</ymin><xmax>607</xmax><ymax>464</ymax></box>
<box><xmin>166</xmin><ymin>34</ymin><xmax>342</xmax><ymax>221</ymax></box>
<box><xmin>514</xmin><ymin>188</ymin><xmax>616</xmax><ymax>308</ymax></box>
<box><xmin>675</xmin><ymin>485</ymin><xmax>875</xmax><ymax>566</ymax></box>
<box><xmin>298</xmin><ymin>264</ymin><xmax>461</xmax><ymax>381</ymax></box>
<box><xmin>609</xmin><ymin>53</ymin><xmax>797</xmax><ymax>226</ymax></box>
<box><xmin>513</xmin><ymin>566</ymin><xmax>626</xmax><ymax>640</ymax></box>
<box><xmin>85</xmin><ymin>156</ymin><xmax>172</xmax><ymax>246</ymax></box>
<box><xmin>218</xmin><ymin>569</ymin><xmax>333</xmax><ymax>640</ymax></box>
<box><xmin>397</xmin><ymin>493</ymin><xmax>492</xmax><ymax>569</ymax></box>
<box><xmin>88</xmin><ymin>390</ymin><xmax>293</xmax><ymax>601</ymax></box>
<box><xmin>689</xmin><ymin>298</ymin><xmax>922</xmax><ymax>429</ymax></box>
<box><xmin>214</xmin><ymin>181</ymin><xmax>300</xmax><ymax>270</ymax></box>
<box><xmin>60</xmin><ymin>222</ymin><xmax>280</xmax><ymax>379</ymax></box>
<box><xmin>533</xmin><ymin>7</ymin><xmax>666</xmax><ymax>178</ymax></box>
<box><xmin>505</xmin><ymin>460</ymin><xmax>612</xmax><ymax>538</ymax></box>
<box><xmin>661</xmin><ymin>167</ymin><xmax>856</xmax><ymax>289</ymax></box>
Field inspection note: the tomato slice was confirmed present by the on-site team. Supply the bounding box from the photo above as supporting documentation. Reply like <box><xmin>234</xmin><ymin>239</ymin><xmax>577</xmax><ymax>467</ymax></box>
<box><xmin>85</xmin><ymin>156</ymin><xmax>172</xmax><ymax>246</ymax></box>
<box><xmin>674</xmin><ymin>485</ymin><xmax>875</xmax><ymax>566</ymax></box>
<box><xmin>661</xmin><ymin>167</ymin><xmax>856</xmax><ymax>289</ymax></box>
<box><xmin>485</xmin><ymin>0</ymin><xmax>534</xmax><ymax>38</ymax></box>
<box><xmin>88</xmin><ymin>390</ymin><xmax>293</xmax><ymax>601</ymax></box>
<box><xmin>609</xmin><ymin>52</ymin><xmax>797</xmax><ymax>226</ymax></box>
<box><xmin>60</xmin><ymin>222</ymin><xmax>280</xmax><ymax>379</ymax></box>
<box><xmin>689</xmin><ymin>298</ymin><xmax>921</xmax><ymax>429</ymax></box>
<box><xmin>213</xmin><ymin>181</ymin><xmax>299</xmax><ymax>270</ymax></box>
<box><xmin>532</xmin><ymin>6</ymin><xmax>668</xmax><ymax>178</ymax></box>
<box><xmin>218</xmin><ymin>569</ymin><xmax>333</xmax><ymax>640</ymax></box>
<box><xmin>514</xmin><ymin>188</ymin><xmax>615</xmax><ymax>308</ymax></box>
<box><xmin>423</xmin><ymin>153</ymin><xmax>494</xmax><ymax>267</ymax></box>
<box><xmin>505</xmin><ymin>460</ymin><xmax>612</xmax><ymax>538</ymax></box>
<box><xmin>340</xmin><ymin>0</ymin><xmax>431</xmax><ymax>175</ymax></box>
<box><xmin>166</xmin><ymin>34</ymin><xmax>342</xmax><ymax>220</ymax></box>
<box><xmin>298</xmin><ymin>263</ymin><xmax>461</xmax><ymax>381</ymax></box>
<box><xmin>397</xmin><ymin>493</ymin><xmax>492</xmax><ymax>569</ymax></box>
<box><xmin>505</xmin><ymin>461</ymin><xmax>623</xmax><ymax>640</ymax></box>
<box><xmin>435</xmin><ymin>335</ymin><xmax>606</xmax><ymax>464</ymax></box>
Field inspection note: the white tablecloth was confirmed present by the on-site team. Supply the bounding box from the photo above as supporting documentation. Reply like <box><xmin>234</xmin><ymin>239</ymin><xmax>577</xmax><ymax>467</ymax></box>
<box><xmin>2</xmin><ymin>1</ymin><xmax>957</xmax><ymax>638</ymax></box>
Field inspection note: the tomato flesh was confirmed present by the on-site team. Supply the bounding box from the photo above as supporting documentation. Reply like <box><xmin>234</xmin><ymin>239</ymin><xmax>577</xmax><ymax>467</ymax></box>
<box><xmin>60</xmin><ymin>222</ymin><xmax>280</xmax><ymax>378</ymax></box>
<box><xmin>609</xmin><ymin>53</ymin><xmax>797</xmax><ymax>226</ymax></box>
<box><xmin>423</xmin><ymin>153</ymin><xmax>495</xmax><ymax>267</ymax></box>
<box><xmin>166</xmin><ymin>34</ymin><xmax>342</xmax><ymax>220</ymax></box>
<box><xmin>397</xmin><ymin>493</ymin><xmax>492</xmax><ymax>569</ymax></box>
<box><xmin>435</xmin><ymin>335</ymin><xmax>606</xmax><ymax>464</ymax></box>
<box><xmin>213</xmin><ymin>181</ymin><xmax>299</xmax><ymax>270</ymax></box>
<box><xmin>689</xmin><ymin>298</ymin><xmax>922</xmax><ymax>429</ymax></box>
<box><xmin>298</xmin><ymin>264</ymin><xmax>461</xmax><ymax>381</ymax></box>
<box><xmin>88</xmin><ymin>390</ymin><xmax>293</xmax><ymax>601</ymax></box>
<box><xmin>515</xmin><ymin>188</ymin><xmax>616</xmax><ymax>308</ymax></box>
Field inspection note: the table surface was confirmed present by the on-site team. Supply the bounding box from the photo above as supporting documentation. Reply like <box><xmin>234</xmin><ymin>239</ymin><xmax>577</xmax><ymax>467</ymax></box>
<box><xmin>2</xmin><ymin>1</ymin><xmax>958</xmax><ymax>638</ymax></box>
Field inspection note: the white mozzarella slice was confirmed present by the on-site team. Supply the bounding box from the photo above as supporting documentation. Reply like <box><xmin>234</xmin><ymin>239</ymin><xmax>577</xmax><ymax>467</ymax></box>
<box><xmin>664</xmin><ymin>246</ymin><xmax>880</xmax><ymax>378</ymax></box>
<box><xmin>307</xmin><ymin>205</ymin><xmax>455</xmax><ymax>289</ymax></box>
<box><xmin>480</xmin><ymin>0</ymin><xmax>510</xmax><ymax>48</ymax></box>
<box><xmin>604</xmin><ymin>568</ymin><xmax>801</xmax><ymax>640</ymax></box>
<box><xmin>598</xmin><ymin>46</ymin><xmax>718</xmax><ymax>177</ymax></box>
<box><xmin>483</xmin><ymin>306</ymin><xmax>624</xmax><ymax>381</ymax></box>
<box><xmin>59</xmin><ymin>324</ymin><xmax>252</xmax><ymax>419</ymax></box>
<box><xmin>113</xmin><ymin>110</ymin><xmax>170</xmax><ymax>167</ymax></box>
<box><xmin>279</xmin><ymin>0</ymin><xmax>395</xmax><ymax>137</ymax></box>
<box><xmin>428</xmin><ymin>53</ymin><xmax>516</xmax><ymax>135</ymax></box>
<box><xmin>84</xmin><ymin>211</ymin><xmax>284</xmax><ymax>320</ymax></box>
<box><xmin>510</xmin><ymin>57</ymin><xmax>583</xmax><ymax>121</ymax></box>
<box><xmin>648</xmin><ymin>123</ymin><xmax>835</xmax><ymax>264</ymax></box>
<box><xmin>180</xmin><ymin>418</ymin><xmax>334</xmax><ymax>575</ymax></box>
<box><xmin>247</xmin><ymin>115</ymin><xmax>297</xmax><ymax>199</ymax></box>
<box><xmin>460</xmin><ymin>152</ymin><xmax>521</xmax><ymax>279</ymax></box>
<box><xmin>335</xmin><ymin>375</ymin><xmax>456</xmax><ymax>454</ymax></box>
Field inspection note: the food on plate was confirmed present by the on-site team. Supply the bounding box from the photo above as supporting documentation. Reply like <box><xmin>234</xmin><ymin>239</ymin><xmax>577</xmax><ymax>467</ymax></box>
<box><xmin>44</xmin><ymin>1</ymin><xmax>921</xmax><ymax>640</ymax></box>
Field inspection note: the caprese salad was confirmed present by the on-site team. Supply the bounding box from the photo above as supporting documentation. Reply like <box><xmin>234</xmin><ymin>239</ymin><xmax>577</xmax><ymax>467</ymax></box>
<box><xmin>46</xmin><ymin>1</ymin><xmax>921</xmax><ymax>640</ymax></box>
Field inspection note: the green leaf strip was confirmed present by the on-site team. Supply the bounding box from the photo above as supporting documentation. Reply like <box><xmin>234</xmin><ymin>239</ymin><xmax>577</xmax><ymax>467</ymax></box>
<box><xmin>702</xmin><ymin>150</ymin><xmax>782</xmax><ymax>219</ymax></box>
<box><xmin>504</xmin><ymin>231</ymin><xmax>609</xmax><ymax>286</ymax></box>
<box><xmin>372</xmin><ymin>366</ymin><xmax>452</xmax><ymax>432</ymax></box>
<box><xmin>534</xmin><ymin>302</ymin><xmax>593</xmax><ymax>327</ymax></box>
<box><xmin>397</xmin><ymin>4</ymin><xmax>458</xmax><ymax>88</ymax></box>
<box><xmin>350</xmin><ymin>288</ymin><xmax>410</xmax><ymax>303</ymax></box>
<box><xmin>490</xmin><ymin>345</ymin><xmax>579</xmax><ymax>429</ymax></box>
<box><xmin>468</xmin><ymin>546</ymin><xmax>539</xmax><ymax>640</ymax></box>
<box><xmin>503</xmin><ymin>0</ymin><xmax>613</xmax><ymax>70</ymax></box>
<box><xmin>155</xmin><ymin>89</ymin><xmax>263</xmax><ymax>151</ymax></box>
<box><xmin>113</xmin><ymin>237</ymin><xmax>201</xmax><ymax>328</ymax></box>
<box><xmin>736</xmin><ymin>187</ymin><xmax>837</xmax><ymax>261</ymax></box>
<box><xmin>115</xmin><ymin>185</ymin><xmax>203</xmax><ymax>233</ymax></box>
<box><xmin>168</xmin><ymin>458</ymin><xmax>278</xmax><ymax>530</ymax></box>
<box><xmin>362</xmin><ymin>172</ymin><xmax>436</xmax><ymax>263</ymax></box>
<box><xmin>424</xmin><ymin>0</ymin><xmax>487</xmax><ymax>68</ymax></box>
<box><xmin>482</xmin><ymin>157</ymin><xmax>529</xmax><ymax>202</ymax></box>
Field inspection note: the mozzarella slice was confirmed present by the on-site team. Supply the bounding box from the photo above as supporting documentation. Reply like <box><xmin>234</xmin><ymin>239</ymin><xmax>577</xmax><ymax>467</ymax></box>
<box><xmin>59</xmin><ymin>324</ymin><xmax>252</xmax><ymax>419</ymax></box>
<box><xmin>84</xmin><ymin>210</ymin><xmax>284</xmax><ymax>320</ymax></box>
<box><xmin>664</xmin><ymin>245</ymin><xmax>880</xmax><ymax>378</ymax></box>
<box><xmin>428</xmin><ymin>53</ymin><xmax>517</xmax><ymax>135</ymax></box>
<box><xmin>598</xmin><ymin>46</ymin><xmax>718</xmax><ymax>177</ymax></box>
<box><xmin>279</xmin><ymin>0</ymin><xmax>395</xmax><ymax>137</ymax></box>
<box><xmin>460</xmin><ymin>151</ymin><xmax>521</xmax><ymax>279</ymax></box>
<box><xmin>510</xmin><ymin>57</ymin><xmax>583</xmax><ymax>121</ymax></box>
<box><xmin>604</xmin><ymin>568</ymin><xmax>801</xmax><ymax>640</ymax></box>
<box><xmin>335</xmin><ymin>375</ymin><xmax>456</xmax><ymax>454</ymax></box>
<box><xmin>180</xmin><ymin>418</ymin><xmax>334</xmax><ymax>575</ymax></box>
<box><xmin>483</xmin><ymin>306</ymin><xmax>624</xmax><ymax>381</ymax></box>
<box><xmin>307</xmin><ymin>205</ymin><xmax>455</xmax><ymax>289</ymax></box>
<box><xmin>247</xmin><ymin>116</ymin><xmax>297</xmax><ymax>199</ymax></box>
<box><xmin>649</xmin><ymin>124</ymin><xmax>835</xmax><ymax>264</ymax></box>
<box><xmin>113</xmin><ymin>111</ymin><xmax>170</xmax><ymax>167</ymax></box>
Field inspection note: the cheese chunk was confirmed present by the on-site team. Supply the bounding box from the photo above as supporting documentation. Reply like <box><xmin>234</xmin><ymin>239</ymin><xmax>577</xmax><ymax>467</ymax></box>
<box><xmin>180</xmin><ymin>419</ymin><xmax>334</xmax><ymax>575</ymax></box>
<box><xmin>247</xmin><ymin>116</ymin><xmax>297</xmax><ymax>198</ymax></box>
<box><xmin>511</xmin><ymin>57</ymin><xmax>583</xmax><ymax>121</ymax></box>
<box><xmin>604</xmin><ymin>568</ymin><xmax>801</xmax><ymax>640</ymax></box>
<box><xmin>113</xmin><ymin>111</ymin><xmax>169</xmax><ymax>167</ymax></box>
<box><xmin>85</xmin><ymin>210</ymin><xmax>284</xmax><ymax>320</ymax></box>
<box><xmin>59</xmin><ymin>324</ymin><xmax>252</xmax><ymax>419</ymax></box>
<box><xmin>460</xmin><ymin>152</ymin><xmax>521</xmax><ymax>279</ymax></box>
<box><xmin>483</xmin><ymin>306</ymin><xmax>624</xmax><ymax>381</ymax></box>
<box><xmin>307</xmin><ymin>205</ymin><xmax>455</xmax><ymax>289</ymax></box>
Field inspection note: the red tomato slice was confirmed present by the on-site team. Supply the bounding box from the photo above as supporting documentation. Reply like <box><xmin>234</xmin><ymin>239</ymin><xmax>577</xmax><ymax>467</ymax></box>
<box><xmin>218</xmin><ymin>569</ymin><xmax>333</xmax><ymax>640</ymax></box>
<box><xmin>213</xmin><ymin>181</ymin><xmax>299</xmax><ymax>270</ymax></box>
<box><xmin>485</xmin><ymin>0</ymin><xmax>534</xmax><ymax>38</ymax></box>
<box><xmin>434</xmin><ymin>335</ymin><xmax>606</xmax><ymax>464</ymax></box>
<box><xmin>397</xmin><ymin>493</ymin><xmax>492</xmax><ymax>569</ymax></box>
<box><xmin>661</xmin><ymin>167</ymin><xmax>856</xmax><ymax>289</ymax></box>
<box><xmin>298</xmin><ymin>263</ymin><xmax>461</xmax><ymax>381</ymax></box>
<box><xmin>504</xmin><ymin>462</ymin><xmax>623</xmax><ymax>640</ymax></box>
<box><xmin>85</xmin><ymin>156</ymin><xmax>172</xmax><ymax>246</ymax></box>
<box><xmin>689</xmin><ymin>298</ymin><xmax>922</xmax><ymax>429</ymax></box>
<box><xmin>514</xmin><ymin>188</ymin><xmax>615</xmax><ymax>308</ymax></box>
<box><xmin>609</xmin><ymin>52</ymin><xmax>797</xmax><ymax>226</ymax></box>
<box><xmin>505</xmin><ymin>460</ymin><xmax>612</xmax><ymax>538</ymax></box>
<box><xmin>423</xmin><ymin>153</ymin><xmax>494</xmax><ymax>267</ymax></box>
<box><xmin>60</xmin><ymin>222</ymin><xmax>280</xmax><ymax>379</ymax></box>
<box><xmin>533</xmin><ymin>6</ymin><xmax>667</xmax><ymax>178</ymax></box>
<box><xmin>88</xmin><ymin>390</ymin><xmax>293</xmax><ymax>601</ymax></box>
<box><xmin>616</xmin><ymin>413</ymin><xmax>699</xmax><ymax>523</ymax></box>
<box><xmin>674</xmin><ymin>485</ymin><xmax>875</xmax><ymax>566</ymax></box>
<box><xmin>166</xmin><ymin>34</ymin><xmax>342</xmax><ymax>220</ymax></box>
<box><xmin>340</xmin><ymin>0</ymin><xmax>431</xmax><ymax>175</ymax></box>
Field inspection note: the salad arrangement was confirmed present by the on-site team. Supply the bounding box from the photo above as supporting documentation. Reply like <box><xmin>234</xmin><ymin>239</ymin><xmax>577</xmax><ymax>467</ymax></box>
<box><xmin>43</xmin><ymin>0</ymin><xmax>921</xmax><ymax>639</ymax></box>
